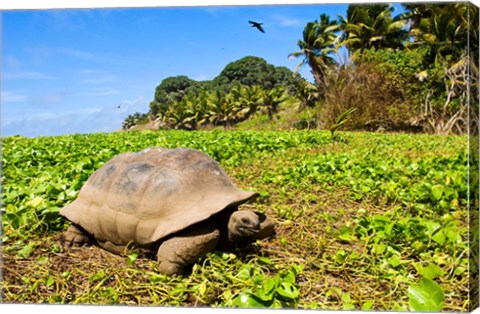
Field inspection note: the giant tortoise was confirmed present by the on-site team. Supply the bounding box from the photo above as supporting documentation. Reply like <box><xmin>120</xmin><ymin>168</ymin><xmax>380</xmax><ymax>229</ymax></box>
<box><xmin>60</xmin><ymin>147</ymin><xmax>274</xmax><ymax>275</ymax></box>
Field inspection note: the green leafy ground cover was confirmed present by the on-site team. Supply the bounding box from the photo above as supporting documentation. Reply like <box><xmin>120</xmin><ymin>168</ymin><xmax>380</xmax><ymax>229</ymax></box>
<box><xmin>1</xmin><ymin>130</ymin><xmax>472</xmax><ymax>310</ymax></box>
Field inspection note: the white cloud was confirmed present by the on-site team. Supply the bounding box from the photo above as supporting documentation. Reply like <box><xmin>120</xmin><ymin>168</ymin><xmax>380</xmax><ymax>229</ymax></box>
<box><xmin>76</xmin><ymin>69</ymin><xmax>119</xmax><ymax>85</ymax></box>
<box><xmin>5</xmin><ymin>55</ymin><xmax>22</xmax><ymax>69</ymax></box>
<box><xmin>25</xmin><ymin>45</ymin><xmax>106</xmax><ymax>64</ymax></box>
<box><xmin>32</xmin><ymin>91</ymin><xmax>68</xmax><ymax>104</ymax></box>
<box><xmin>83</xmin><ymin>75</ymin><xmax>118</xmax><ymax>84</ymax></box>
<box><xmin>192</xmin><ymin>74</ymin><xmax>210</xmax><ymax>81</ymax></box>
<box><xmin>280</xmin><ymin>18</ymin><xmax>301</xmax><ymax>26</ymax></box>
<box><xmin>2</xmin><ymin>97</ymin><xmax>148</xmax><ymax>137</ymax></box>
<box><xmin>3</xmin><ymin>70</ymin><xmax>56</xmax><ymax>80</ymax></box>
<box><xmin>59</xmin><ymin>47</ymin><xmax>104</xmax><ymax>62</ymax></box>
<box><xmin>76</xmin><ymin>69</ymin><xmax>101</xmax><ymax>75</ymax></box>
<box><xmin>78</xmin><ymin>87</ymin><xmax>121</xmax><ymax>96</ymax></box>
<box><xmin>2</xmin><ymin>90</ymin><xmax>29</xmax><ymax>102</ymax></box>
<box><xmin>2</xmin><ymin>90</ymin><xmax>73</xmax><ymax>107</ymax></box>
<box><xmin>271</xmin><ymin>14</ymin><xmax>301</xmax><ymax>27</ymax></box>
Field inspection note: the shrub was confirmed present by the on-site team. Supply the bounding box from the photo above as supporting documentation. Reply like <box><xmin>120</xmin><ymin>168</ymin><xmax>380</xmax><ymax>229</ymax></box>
<box><xmin>320</xmin><ymin>56</ymin><xmax>420</xmax><ymax>132</ymax></box>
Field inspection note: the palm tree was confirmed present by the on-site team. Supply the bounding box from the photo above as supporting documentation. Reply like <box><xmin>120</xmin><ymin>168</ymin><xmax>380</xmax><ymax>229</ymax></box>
<box><xmin>338</xmin><ymin>4</ymin><xmax>407</xmax><ymax>57</ymax></box>
<box><xmin>260</xmin><ymin>87</ymin><xmax>286</xmax><ymax>120</ymax></box>
<box><xmin>293</xmin><ymin>78</ymin><xmax>321</xmax><ymax>112</ymax></box>
<box><xmin>206</xmin><ymin>89</ymin><xmax>239</xmax><ymax>127</ymax></box>
<box><xmin>163</xmin><ymin>101</ymin><xmax>192</xmax><ymax>130</ymax></box>
<box><xmin>236</xmin><ymin>85</ymin><xmax>263</xmax><ymax>122</ymax></box>
<box><xmin>289</xmin><ymin>14</ymin><xmax>339</xmax><ymax>89</ymax></box>
<box><xmin>403</xmin><ymin>3</ymin><xmax>474</xmax><ymax>66</ymax></box>
<box><xmin>400</xmin><ymin>3</ymin><xmax>478</xmax><ymax>134</ymax></box>
<box><xmin>196</xmin><ymin>89</ymin><xmax>214</xmax><ymax>127</ymax></box>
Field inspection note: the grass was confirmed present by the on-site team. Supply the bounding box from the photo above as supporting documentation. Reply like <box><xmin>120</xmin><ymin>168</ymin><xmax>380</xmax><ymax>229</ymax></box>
<box><xmin>1</xmin><ymin>130</ymin><xmax>473</xmax><ymax>310</ymax></box>
<box><xmin>235</xmin><ymin>98</ymin><xmax>319</xmax><ymax>131</ymax></box>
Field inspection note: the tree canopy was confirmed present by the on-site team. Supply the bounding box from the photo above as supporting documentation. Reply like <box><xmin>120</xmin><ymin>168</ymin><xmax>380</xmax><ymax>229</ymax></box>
<box><xmin>128</xmin><ymin>2</ymin><xmax>478</xmax><ymax>135</ymax></box>
<box><xmin>148</xmin><ymin>56</ymin><xmax>296</xmax><ymax>119</ymax></box>
<box><xmin>212</xmin><ymin>56</ymin><xmax>295</xmax><ymax>90</ymax></box>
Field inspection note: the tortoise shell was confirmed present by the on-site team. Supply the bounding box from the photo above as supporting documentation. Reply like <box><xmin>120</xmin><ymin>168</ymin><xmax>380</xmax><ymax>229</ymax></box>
<box><xmin>60</xmin><ymin>147</ymin><xmax>257</xmax><ymax>246</ymax></box>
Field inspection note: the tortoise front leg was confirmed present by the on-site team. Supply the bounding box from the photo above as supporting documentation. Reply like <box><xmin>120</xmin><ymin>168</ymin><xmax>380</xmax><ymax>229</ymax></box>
<box><xmin>157</xmin><ymin>223</ymin><xmax>220</xmax><ymax>276</ymax></box>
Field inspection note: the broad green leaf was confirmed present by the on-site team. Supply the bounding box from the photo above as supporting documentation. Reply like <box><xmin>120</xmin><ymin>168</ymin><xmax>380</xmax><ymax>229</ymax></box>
<box><xmin>37</xmin><ymin>256</ymin><xmax>49</xmax><ymax>264</ymax></box>
<box><xmin>361</xmin><ymin>300</ymin><xmax>374</xmax><ymax>310</ymax></box>
<box><xmin>389</xmin><ymin>255</ymin><xmax>401</xmax><ymax>268</ymax></box>
<box><xmin>126</xmin><ymin>252</ymin><xmax>138</xmax><ymax>265</ymax></box>
<box><xmin>337</xmin><ymin>226</ymin><xmax>356</xmax><ymax>242</ymax></box>
<box><xmin>432</xmin><ymin>230</ymin><xmax>446</xmax><ymax>245</ymax></box>
<box><xmin>373</xmin><ymin>243</ymin><xmax>387</xmax><ymax>255</ymax></box>
<box><xmin>150</xmin><ymin>274</ymin><xmax>165</xmax><ymax>283</ymax></box>
<box><xmin>198</xmin><ymin>281</ymin><xmax>207</xmax><ymax>296</ymax></box>
<box><xmin>343</xmin><ymin>303</ymin><xmax>355</xmax><ymax>310</ymax></box>
<box><xmin>454</xmin><ymin>266</ymin><xmax>467</xmax><ymax>275</ymax></box>
<box><xmin>237</xmin><ymin>265</ymin><xmax>252</xmax><ymax>281</ymax></box>
<box><xmin>408</xmin><ymin>278</ymin><xmax>444</xmax><ymax>312</ymax></box>
<box><xmin>221</xmin><ymin>252</ymin><xmax>236</xmax><ymax>260</ymax></box>
<box><xmin>422</xmin><ymin>264</ymin><xmax>444</xmax><ymax>280</ymax></box>
<box><xmin>231</xmin><ymin>292</ymin><xmax>269</xmax><ymax>308</ymax></box>
<box><xmin>45</xmin><ymin>277</ymin><xmax>55</xmax><ymax>287</ymax></box>
<box><xmin>17</xmin><ymin>244</ymin><xmax>35</xmax><ymax>259</ymax></box>
<box><xmin>341</xmin><ymin>292</ymin><xmax>352</xmax><ymax>303</ymax></box>
<box><xmin>280</xmin><ymin>269</ymin><xmax>296</xmax><ymax>284</ymax></box>
<box><xmin>341</xmin><ymin>292</ymin><xmax>355</xmax><ymax>310</ymax></box>
<box><xmin>255</xmin><ymin>277</ymin><xmax>276</xmax><ymax>301</ymax></box>
<box><xmin>89</xmin><ymin>270</ymin><xmax>106</xmax><ymax>282</ymax></box>
<box><xmin>384</xmin><ymin>222</ymin><xmax>395</xmax><ymax>236</ymax></box>
<box><xmin>431</xmin><ymin>185</ymin><xmax>444</xmax><ymax>201</ymax></box>
<box><xmin>257</xmin><ymin>257</ymin><xmax>272</xmax><ymax>265</ymax></box>
<box><xmin>424</xmin><ymin>221</ymin><xmax>441</xmax><ymax>237</ymax></box>
<box><xmin>26</xmin><ymin>196</ymin><xmax>44</xmax><ymax>208</ymax></box>
<box><xmin>276</xmin><ymin>282</ymin><xmax>299</xmax><ymax>300</ymax></box>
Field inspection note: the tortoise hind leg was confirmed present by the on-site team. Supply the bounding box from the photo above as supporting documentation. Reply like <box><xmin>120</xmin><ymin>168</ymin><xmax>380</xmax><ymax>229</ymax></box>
<box><xmin>62</xmin><ymin>224</ymin><xmax>92</xmax><ymax>247</ymax></box>
<box><xmin>157</xmin><ymin>223</ymin><xmax>220</xmax><ymax>276</ymax></box>
<box><xmin>97</xmin><ymin>240</ymin><xmax>128</xmax><ymax>255</ymax></box>
<box><xmin>63</xmin><ymin>225</ymin><xmax>128</xmax><ymax>255</ymax></box>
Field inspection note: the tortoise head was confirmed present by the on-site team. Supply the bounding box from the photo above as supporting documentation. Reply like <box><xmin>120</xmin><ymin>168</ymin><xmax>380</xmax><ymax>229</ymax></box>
<box><xmin>227</xmin><ymin>210</ymin><xmax>274</xmax><ymax>245</ymax></box>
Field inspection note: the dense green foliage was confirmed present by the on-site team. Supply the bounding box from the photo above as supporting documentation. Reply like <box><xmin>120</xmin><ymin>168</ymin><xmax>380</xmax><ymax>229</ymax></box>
<box><xmin>2</xmin><ymin>130</ymin><xmax>472</xmax><ymax>310</ymax></box>
<box><xmin>149</xmin><ymin>75</ymin><xmax>203</xmax><ymax>118</ymax></box>
<box><xmin>122</xmin><ymin>112</ymin><xmax>149</xmax><ymax>130</ymax></box>
<box><xmin>127</xmin><ymin>3</ymin><xmax>478</xmax><ymax>135</ymax></box>
<box><xmin>288</xmin><ymin>14</ymin><xmax>338</xmax><ymax>88</ymax></box>
<box><xmin>213</xmin><ymin>56</ymin><xmax>295</xmax><ymax>91</ymax></box>
<box><xmin>155</xmin><ymin>85</ymin><xmax>287</xmax><ymax>130</ymax></box>
<box><xmin>338</xmin><ymin>4</ymin><xmax>408</xmax><ymax>54</ymax></box>
<box><xmin>355</xmin><ymin>47</ymin><xmax>431</xmax><ymax>105</ymax></box>
<box><xmin>292</xmin><ymin>2</ymin><xmax>478</xmax><ymax>134</ymax></box>
<box><xmin>146</xmin><ymin>56</ymin><xmax>296</xmax><ymax>125</ymax></box>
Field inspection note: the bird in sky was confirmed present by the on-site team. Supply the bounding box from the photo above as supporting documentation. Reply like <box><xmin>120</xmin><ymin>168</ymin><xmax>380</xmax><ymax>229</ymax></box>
<box><xmin>248</xmin><ymin>20</ymin><xmax>265</xmax><ymax>33</ymax></box>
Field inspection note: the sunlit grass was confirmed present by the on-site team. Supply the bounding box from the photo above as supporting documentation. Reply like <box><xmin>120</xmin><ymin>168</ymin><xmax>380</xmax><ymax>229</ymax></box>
<box><xmin>1</xmin><ymin>130</ymin><xmax>470</xmax><ymax>311</ymax></box>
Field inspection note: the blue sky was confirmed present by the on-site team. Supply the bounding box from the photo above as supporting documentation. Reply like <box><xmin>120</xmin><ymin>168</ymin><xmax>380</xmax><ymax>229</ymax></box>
<box><xmin>1</xmin><ymin>1</ymin><xmax>411</xmax><ymax>137</ymax></box>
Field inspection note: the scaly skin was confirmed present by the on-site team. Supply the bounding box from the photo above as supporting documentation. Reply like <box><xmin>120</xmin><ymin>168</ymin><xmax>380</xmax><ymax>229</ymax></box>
<box><xmin>62</xmin><ymin>224</ymin><xmax>91</xmax><ymax>247</ymax></box>
<box><xmin>62</xmin><ymin>210</ymin><xmax>275</xmax><ymax>276</ymax></box>
<box><xmin>157</xmin><ymin>223</ymin><xmax>220</xmax><ymax>276</ymax></box>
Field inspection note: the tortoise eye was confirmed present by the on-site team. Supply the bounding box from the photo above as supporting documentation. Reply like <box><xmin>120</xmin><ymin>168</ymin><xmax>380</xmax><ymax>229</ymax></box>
<box><xmin>241</xmin><ymin>217</ymin><xmax>251</xmax><ymax>225</ymax></box>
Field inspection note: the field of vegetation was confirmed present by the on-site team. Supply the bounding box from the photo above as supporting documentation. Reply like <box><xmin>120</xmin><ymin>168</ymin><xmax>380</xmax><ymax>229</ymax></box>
<box><xmin>1</xmin><ymin>2</ymin><xmax>478</xmax><ymax>311</ymax></box>
<box><xmin>1</xmin><ymin>129</ymin><xmax>474</xmax><ymax>311</ymax></box>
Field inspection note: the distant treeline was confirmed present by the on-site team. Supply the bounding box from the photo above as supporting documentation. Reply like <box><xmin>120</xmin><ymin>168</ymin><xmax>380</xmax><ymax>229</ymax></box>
<box><xmin>124</xmin><ymin>3</ymin><xmax>478</xmax><ymax>135</ymax></box>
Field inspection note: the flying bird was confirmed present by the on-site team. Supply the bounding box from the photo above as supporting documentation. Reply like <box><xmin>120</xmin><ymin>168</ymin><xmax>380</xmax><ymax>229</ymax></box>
<box><xmin>249</xmin><ymin>20</ymin><xmax>265</xmax><ymax>33</ymax></box>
